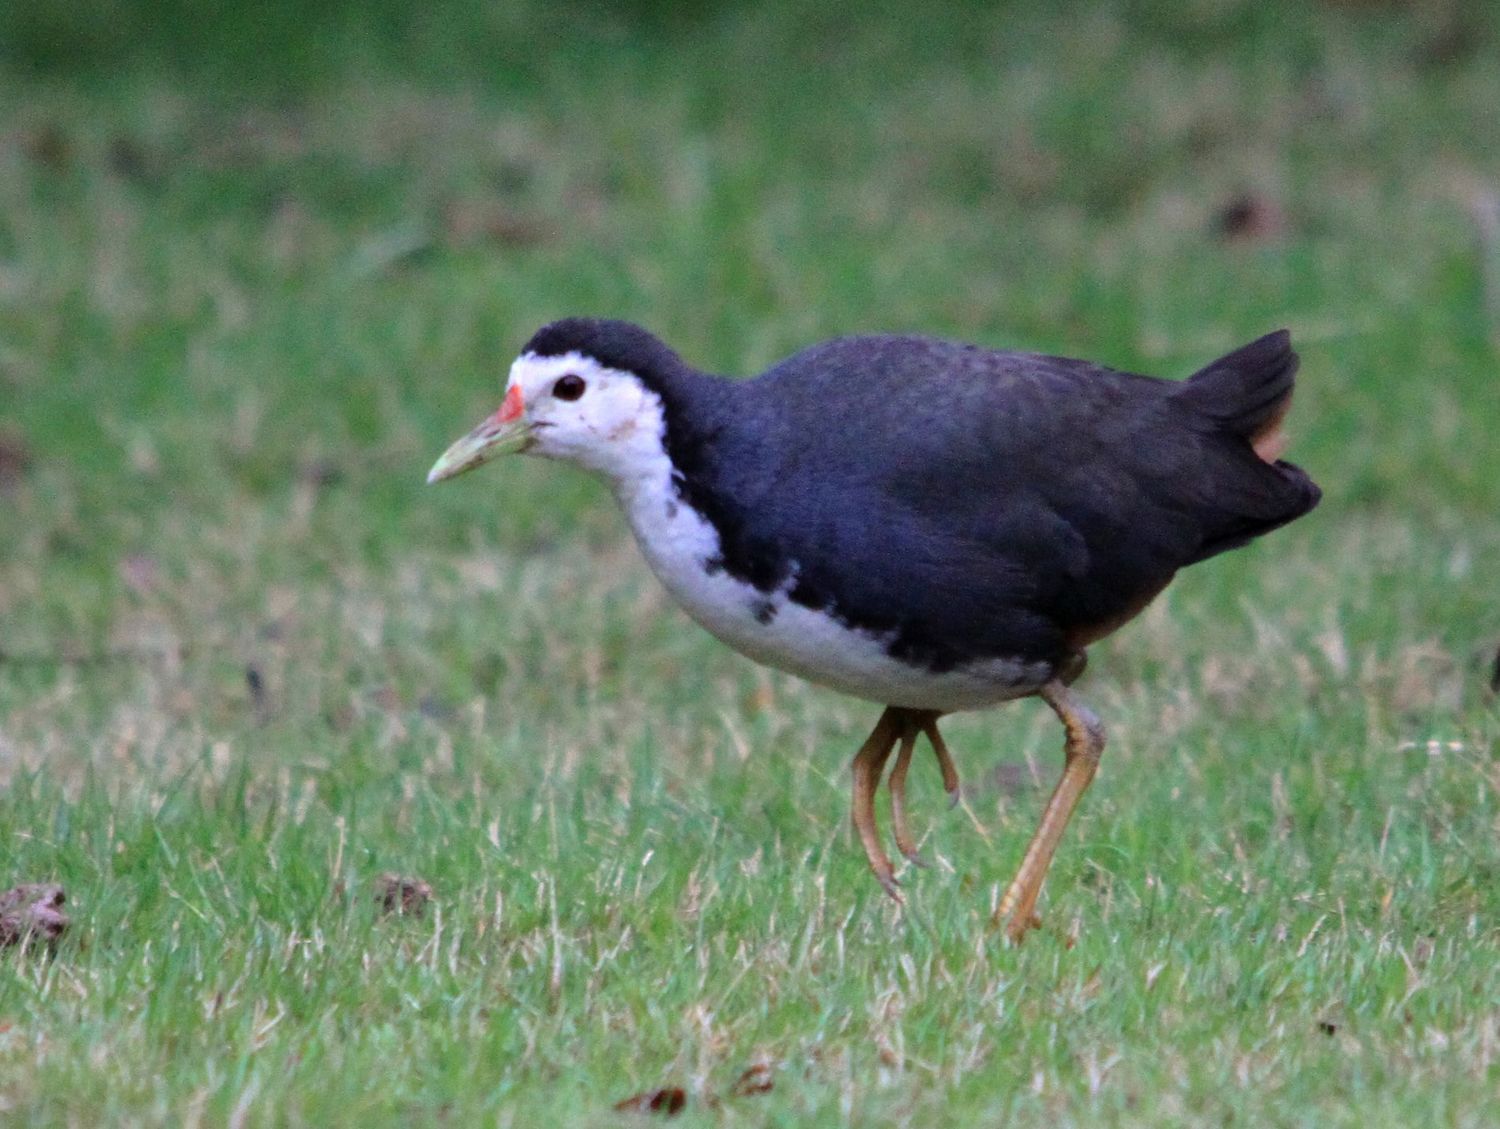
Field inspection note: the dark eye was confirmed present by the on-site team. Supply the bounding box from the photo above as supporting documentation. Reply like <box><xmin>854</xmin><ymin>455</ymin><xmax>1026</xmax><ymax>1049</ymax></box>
<box><xmin>552</xmin><ymin>374</ymin><xmax>586</xmax><ymax>401</ymax></box>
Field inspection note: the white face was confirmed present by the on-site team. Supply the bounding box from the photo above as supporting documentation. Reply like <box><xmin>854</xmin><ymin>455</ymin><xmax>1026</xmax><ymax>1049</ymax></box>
<box><xmin>506</xmin><ymin>351</ymin><xmax>670</xmax><ymax>483</ymax></box>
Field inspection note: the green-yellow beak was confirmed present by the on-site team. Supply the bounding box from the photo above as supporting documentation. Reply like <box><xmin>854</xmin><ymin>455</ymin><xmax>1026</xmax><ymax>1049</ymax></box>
<box><xmin>426</xmin><ymin>385</ymin><xmax>533</xmax><ymax>484</ymax></box>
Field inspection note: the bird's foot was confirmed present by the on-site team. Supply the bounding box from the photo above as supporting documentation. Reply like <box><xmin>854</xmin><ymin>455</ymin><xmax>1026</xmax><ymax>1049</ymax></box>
<box><xmin>996</xmin><ymin>909</ymin><xmax>1044</xmax><ymax>946</ymax></box>
<box><xmin>994</xmin><ymin>863</ymin><xmax>1048</xmax><ymax>943</ymax></box>
<box><xmin>853</xmin><ymin>709</ymin><xmax>966</xmax><ymax>901</ymax></box>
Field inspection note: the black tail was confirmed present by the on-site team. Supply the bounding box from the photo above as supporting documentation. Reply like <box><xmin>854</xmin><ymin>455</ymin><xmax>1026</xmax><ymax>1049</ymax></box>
<box><xmin>1173</xmin><ymin>330</ymin><xmax>1321</xmax><ymax>563</ymax></box>
<box><xmin>1173</xmin><ymin>329</ymin><xmax>1298</xmax><ymax>440</ymax></box>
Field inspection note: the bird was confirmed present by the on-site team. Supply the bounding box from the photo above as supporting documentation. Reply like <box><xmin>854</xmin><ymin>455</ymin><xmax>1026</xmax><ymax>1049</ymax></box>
<box><xmin>427</xmin><ymin>317</ymin><xmax>1320</xmax><ymax>942</ymax></box>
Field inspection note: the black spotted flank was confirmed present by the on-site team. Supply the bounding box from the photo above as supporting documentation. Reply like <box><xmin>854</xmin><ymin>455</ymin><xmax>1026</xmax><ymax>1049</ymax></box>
<box><xmin>751</xmin><ymin>598</ymin><xmax>777</xmax><ymax>625</ymax></box>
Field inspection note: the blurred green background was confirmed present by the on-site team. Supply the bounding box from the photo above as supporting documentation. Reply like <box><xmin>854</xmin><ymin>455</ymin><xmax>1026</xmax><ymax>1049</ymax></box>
<box><xmin>2</xmin><ymin>1</ymin><xmax>1497</xmax><ymax>1124</ymax></box>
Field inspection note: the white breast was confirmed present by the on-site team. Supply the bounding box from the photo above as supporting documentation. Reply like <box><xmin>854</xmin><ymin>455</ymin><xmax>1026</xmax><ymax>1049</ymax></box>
<box><xmin>611</xmin><ymin>454</ymin><xmax>1047</xmax><ymax>713</ymax></box>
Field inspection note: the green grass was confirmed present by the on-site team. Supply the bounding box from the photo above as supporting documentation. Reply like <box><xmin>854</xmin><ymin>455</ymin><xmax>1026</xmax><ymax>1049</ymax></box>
<box><xmin>2</xmin><ymin>1</ymin><xmax>1499</xmax><ymax>1123</ymax></box>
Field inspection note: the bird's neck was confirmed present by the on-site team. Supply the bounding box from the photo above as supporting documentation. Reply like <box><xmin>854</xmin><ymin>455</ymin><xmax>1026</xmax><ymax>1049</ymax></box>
<box><xmin>607</xmin><ymin>370</ymin><xmax>731</xmax><ymax>555</ymax></box>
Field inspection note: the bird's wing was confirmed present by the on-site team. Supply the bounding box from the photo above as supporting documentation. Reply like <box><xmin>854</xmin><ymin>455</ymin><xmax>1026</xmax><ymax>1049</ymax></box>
<box><xmin>707</xmin><ymin>336</ymin><xmax>1311</xmax><ymax>666</ymax></box>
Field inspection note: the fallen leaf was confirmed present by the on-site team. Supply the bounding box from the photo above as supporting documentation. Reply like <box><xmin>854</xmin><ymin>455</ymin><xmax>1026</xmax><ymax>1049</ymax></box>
<box><xmin>374</xmin><ymin>874</ymin><xmax>433</xmax><ymax>916</ymax></box>
<box><xmin>1215</xmin><ymin>192</ymin><xmax>1288</xmax><ymax>242</ymax></box>
<box><xmin>613</xmin><ymin>1088</ymin><xmax>686</xmax><ymax>1117</ymax></box>
<box><xmin>0</xmin><ymin>883</ymin><xmax>69</xmax><ymax>948</ymax></box>
<box><xmin>729</xmin><ymin>1061</ymin><xmax>774</xmax><ymax>1097</ymax></box>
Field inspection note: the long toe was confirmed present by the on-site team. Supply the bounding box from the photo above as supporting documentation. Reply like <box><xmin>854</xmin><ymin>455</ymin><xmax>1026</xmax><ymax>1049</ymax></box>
<box><xmin>887</xmin><ymin>727</ymin><xmax>929</xmax><ymax>868</ymax></box>
<box><xmin>852</xmin><ymin>709</ymin><xmax>904</xmax><ymax>902</ymax></box>
<box><xmin>921</xmin><ymin>719</ymin><xmax>962</xmax><ymax>808</ymax></box>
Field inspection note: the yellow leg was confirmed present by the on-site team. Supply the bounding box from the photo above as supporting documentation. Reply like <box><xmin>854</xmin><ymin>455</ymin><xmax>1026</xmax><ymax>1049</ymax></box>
<box><xmin>993</xmin><ymin>679</ymin><xmax>1106</xmax><ymax>944</ymax></box>
<box><xmin>851</xmin><ymin>708</ymin><xmax>904</xmax><ymax>900</ymax></box>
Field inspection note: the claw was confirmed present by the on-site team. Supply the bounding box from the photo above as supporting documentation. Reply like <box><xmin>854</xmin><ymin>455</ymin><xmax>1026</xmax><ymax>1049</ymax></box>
<box><xmin>999</xmin><ymin>910</ymin><xmax>1045</xmax><ymax>946</ymax></box>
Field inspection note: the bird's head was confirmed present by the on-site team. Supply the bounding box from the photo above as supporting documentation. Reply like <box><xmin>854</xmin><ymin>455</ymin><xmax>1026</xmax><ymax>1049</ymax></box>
<box><xmin>426</xmin><ymin>318</ymin><xmax>684</xmax><ymax>485</ymax></box>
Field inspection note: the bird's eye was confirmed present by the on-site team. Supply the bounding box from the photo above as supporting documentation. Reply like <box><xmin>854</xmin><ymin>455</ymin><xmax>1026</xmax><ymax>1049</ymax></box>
<box><xmin>552</xmin><ymin>374</ymin><xmax>587</xmax><ymax>401</ymax></box>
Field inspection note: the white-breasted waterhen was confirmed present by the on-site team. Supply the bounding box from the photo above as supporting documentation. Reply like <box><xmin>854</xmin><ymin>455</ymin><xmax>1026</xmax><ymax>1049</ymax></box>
<box><xmin>428</xmin><ymin>319</ymin><xmax>1320</xmax><ymax>942</ymax></box>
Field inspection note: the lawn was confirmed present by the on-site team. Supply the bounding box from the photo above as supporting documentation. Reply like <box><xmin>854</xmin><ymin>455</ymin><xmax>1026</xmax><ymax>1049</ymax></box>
<box><xmin>2</xmin><ymin>1</ymin><xmax>1498</xmax><ymax>1124</ymax></box>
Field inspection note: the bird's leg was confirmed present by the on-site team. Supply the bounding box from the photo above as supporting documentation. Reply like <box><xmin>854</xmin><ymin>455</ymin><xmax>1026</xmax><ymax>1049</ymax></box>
<box><xmin>1057</xmin><ymin>651</ymin><xmax>1088</xmax><ymax>687</ymax></box>
<box><xmin>850</xmin><ymin>708</ymin><xmax>905</xmax><ymax>900</ymax></box>
<box><xmin>920</xmin><ymin>717</ymin><xmax>962</xmax><ymax>808</ymax></box>
<box><xmin>886</xmin><ymin>722</ymin><xmax>926</xmax><ymax>867</ymax></box>
<box><xmin>993</xmin><ymin>678</ymin><xmax>1106</xmax><ymax>944</ymax></box>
